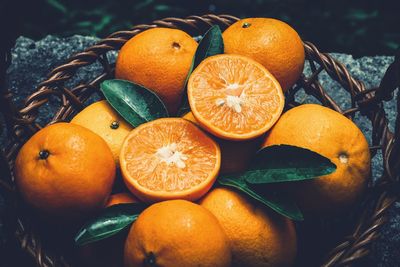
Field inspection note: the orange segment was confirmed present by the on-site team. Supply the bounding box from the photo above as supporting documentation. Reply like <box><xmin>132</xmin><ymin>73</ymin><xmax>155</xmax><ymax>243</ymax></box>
<box><xmin>120</xmin><ymin>118</ymin><xmax>221</xmax><ymax>202</ymax></box>
<box><xmin>188</xmin><ymin>54</ymin><xmax>285</xmax><ymax>140</ymax></box>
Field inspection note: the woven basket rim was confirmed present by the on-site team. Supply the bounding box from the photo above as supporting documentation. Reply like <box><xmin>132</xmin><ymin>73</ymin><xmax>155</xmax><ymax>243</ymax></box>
<box><xmin>1</xmin><ymin>14</ymin><xmax>399</xmax><ymax>267</ymax></box>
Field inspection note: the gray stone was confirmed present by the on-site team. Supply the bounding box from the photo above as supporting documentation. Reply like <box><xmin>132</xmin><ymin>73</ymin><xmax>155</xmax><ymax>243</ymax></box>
<box><xmin>0</xmin><ymin>35</ymin><xmax>398</xmax><ymax>266</ymax></box>
<box><xmin>3</xmin><ymin>35</ymin><xmax>111</xmax><ymax>128</ymax></box>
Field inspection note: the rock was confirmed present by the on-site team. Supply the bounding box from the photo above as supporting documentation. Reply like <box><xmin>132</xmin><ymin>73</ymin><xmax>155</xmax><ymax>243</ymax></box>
<box><xmin>4</xmin><ymin>35</ymin><xmax>113</xmax><ymax>127</ymax></box>
<box><xmin>0</xmin><ymin>35</ymin><xmax>398</xmax><ymax>266</ymax></box>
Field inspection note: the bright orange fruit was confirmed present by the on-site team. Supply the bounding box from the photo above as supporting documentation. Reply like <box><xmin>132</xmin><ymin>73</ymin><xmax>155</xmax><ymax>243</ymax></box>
<box><xmin>223</xmin><ymin>18</ymin><xmax>305</xmax><ymax>91</ymax></box>
<box><xmin>124</xmin><ymin>200</ymin><xmax>231</xmax><ymax>267</ymax></box>
<box><xmin>71</xmin><ymin>100</ymin><xmax>133</xmax><ymax>164</ymax></box>
<box><xmin>263</xmin><ymin>104</ymin><xmax>371</xmax><ymax>214</ymax></box>
<box><xmin>200</xmin><ymin>187</ymin><xmax>297</xmax><ymax>267</ymax></box>
<box><xmin>14</xmin><ymin>123</ymin><xmax>116</xmax><ymax>219</ymax></box>
<box><xmin>183</xmin><ymin>111</ymin><xmax>261</xmax><ymax>174</ymax></box>
<box><xmin>105</xmin><ymin>192</ymin><xmax>139</xmax><ymax>208</ymax></box>
<box><xmin>188</xmin><ymin>54</ymin><xmax>284</xmax><ymax>141</ymax></box>
<box><xmin>119</xmin><ymin>118</ymin><xmax>221</xmax><ymax>202</ymax></box>
<box><xmin>115</xmin><ymin>28</ymin><xmax>198</xmax><ymax>115</ymax></box>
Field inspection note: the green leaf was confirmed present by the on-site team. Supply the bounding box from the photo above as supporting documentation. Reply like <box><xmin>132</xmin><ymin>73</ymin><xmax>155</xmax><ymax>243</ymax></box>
<box><xmin>100</xmin><ymin>79</ymin><xmax>169</xmax><ymax>127</ymax></box>
<box><xmin>46</xmin><ymin>0</ymin><xmax>67</xmax><ymax>14</ymax></box>
<box><xmin>216</xmin><ymin>145</ymin><xmax>336</xmax><ymax>220</ymax></box>
<box><xmin>193</xmin><ymin>25</ymin><xmax>224</xmax><ymax>68</ymax></box>
<box><xmin>154</xmin><ymin>4</ymin><xmax>171</xmax><ymax>11</ymax></box>
<box><xmin>243</xmin><ymin>145</ymin><xmax>336</xmax><ymax>184</ymax></box>
<box><xmin>218</xmin><ymin>176</ymin><xmax>303</xmax><ymax>221</ymax></box>
<box><xmin>74</xmin><ymin>203</ymin><xmax>148</xmax><ymax>246</ymax></box>
<box><xmin>177</xmin><ymin>25</ymin><xmax>224</xmax><ymax>115</ymax></box>
<box><xmin>93</xmin><ymin>15</ymin><xmax>113</xmax><ymax>33</ymax></box>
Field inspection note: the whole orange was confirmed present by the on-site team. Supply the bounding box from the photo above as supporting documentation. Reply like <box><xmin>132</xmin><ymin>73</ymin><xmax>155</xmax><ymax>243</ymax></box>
<box><xmin>14</xmin><ymin>123</ymin><xmax>116</xmax><ymax>219</ymax></box>
<box><xmin>183</xmin><ymin>111</ymin><xmax>261</xmax><ymax>174</ymax></box>
<box><xmin>262</xmin><ymin>104</ymin><xmax>371</xmax><ymax>214</ymax></box>
<box><xmin>200</xmin><ymin>187</ymin><xmax>297</xmax><ymax>267</ymax></box>
<box><xmin>71</xmin><ymin>100</ymin><xmax>133</xmax><ymax>164</ymax></box>
<box><xmin>223</xmin><ymin>18</ymin><xmax>305</xmax><ymax>91</ymax></box>
<box><xmin>124</xmin><ymin>200</ymin><xmax>231</xmax><ymax>267</ymax></box>
<box><xmin>115</xmin><ymin>28</ymin><xmax>198</xmax><ymax>115</ymax></box>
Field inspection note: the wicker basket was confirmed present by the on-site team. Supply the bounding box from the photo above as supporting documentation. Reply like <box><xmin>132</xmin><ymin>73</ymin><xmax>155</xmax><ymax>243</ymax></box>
<box><xmin>1</xmin><ymin>14</ymin><xmax>399</xmax><ymax>267</ymax></box>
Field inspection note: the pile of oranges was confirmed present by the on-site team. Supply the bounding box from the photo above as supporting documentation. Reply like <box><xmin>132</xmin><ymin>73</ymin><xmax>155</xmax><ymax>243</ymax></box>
<box><xmin>14</xmin><ymin>18</ymin><xmax>371</xmax><ymax>267</ymax></box>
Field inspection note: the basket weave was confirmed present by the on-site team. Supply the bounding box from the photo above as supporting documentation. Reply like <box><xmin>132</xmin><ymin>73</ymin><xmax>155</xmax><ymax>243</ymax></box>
<box><xmin>1</xmin><ymin>14</ymin><xmax>399</xmax><ymax>267</ymax></box>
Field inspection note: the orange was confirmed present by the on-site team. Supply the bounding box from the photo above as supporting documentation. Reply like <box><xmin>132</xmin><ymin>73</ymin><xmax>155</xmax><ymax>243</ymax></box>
<box><xmin>71</xmin><ymin>100</ymin><xmax>133</xmax><ymax>164</ymax></box>
<box><xmin>183</xmin><ymin>111</ymin><xmax>261</xmax><ymax>174</ymax></box>
<box><xmin>200</xmin><ymin>187</ymin><xmax>297</xmax><ymax>267</ymax></box>
<box><xmin>115</xmin><ymin>28</ymin><xmax>198</xmax><ymax>115</ymax></box>
<box><xmin>120</xmin><ymin>118</ymin><xmax>221</xmax><ymax>202</ymax></box>
<box><xmin>105</xmin><ymin>192</ymin><xmax>139</xmax><ymax>207</ymax></box>
<box><xmin>262</xmin><ymin>104</ymin><xmax>371</xmax><ymax>214</ymax></box>
<box><xmin>124</xmin><ymin>200</ymin><xmax>231</xmax><ymax>267</ymax></box>
<box><xmin>223</xmin><ymin>18</ymin><xmax>305</xmax><ymax>91</ymax></box>
<box><xmin>187</xmin><ymin>54</ymin><xmax>285</xmax><ymax>141</ymax></box>
<box><xmin>14</xmin><ymin>123</ymin><xmax>116</xmax><ymax>218</ymax></box>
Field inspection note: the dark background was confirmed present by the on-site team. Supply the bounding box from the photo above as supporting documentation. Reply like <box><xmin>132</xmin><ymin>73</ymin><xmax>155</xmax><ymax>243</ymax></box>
<box><xmin>1</xmin><ymin>0</ymin><xmax>399</xmax><ymax>57</ymax></box>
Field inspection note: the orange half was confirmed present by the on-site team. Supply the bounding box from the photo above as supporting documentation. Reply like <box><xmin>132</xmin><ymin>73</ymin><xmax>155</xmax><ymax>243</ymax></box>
<box><xmin>120</xmin><ymin>118</ymin><xmax>221</xmax><ymax>202</ymax></box>
<box><xmin>188</xmin><ymin>54</ymin><xmax>285</xmax><ymax>140</ymax></box>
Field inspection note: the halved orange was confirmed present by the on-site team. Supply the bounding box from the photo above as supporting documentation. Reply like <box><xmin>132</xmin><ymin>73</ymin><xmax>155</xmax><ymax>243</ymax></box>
<box><xmin>120</xmin><ymin>118</ymin><xmax>221</xmax><ymax>202</ymax></box>
<box><xmin>188</xmin><ymin>54</ymin><xmax>285</xmax><ymax>140</ymax></box>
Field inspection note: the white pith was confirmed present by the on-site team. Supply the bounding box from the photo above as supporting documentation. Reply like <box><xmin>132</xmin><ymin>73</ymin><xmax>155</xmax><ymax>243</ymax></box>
<box><xmin>156</xmin><ymin>143</ymin><xmax>188</xmax><ymax>169</ymax></box>
<box><xmin>215</xmin><ymin>86</ymin><xmax>246</xmax><ymax>113</ymax></box>
<box><xmin>226</xmin><ymin>83</ymin><xmax>239</xmax><ymax>90</ymax></box>
<box><xmin>339</xmin><ymin>153</ymin><xmax>349</xmax><ymax>164</ymax></box>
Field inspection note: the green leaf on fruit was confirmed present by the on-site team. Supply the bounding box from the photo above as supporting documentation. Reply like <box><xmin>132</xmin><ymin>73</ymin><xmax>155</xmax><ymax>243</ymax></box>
<box><xmin>217</xmin><ymin>144</ymin><xmax>336</xmax><ymax>220</ymax></box>
<box><xmin>101</xmin><ymin>79</ymin><xmax>169</xmax><ymax>127</ymax></box>
<box><xmin>177</xmin><ymin>25</ymin><xmax>224</xmax><ymax>115</ymax></box>
<box><xmin>243</xmin><ymin>145</ymin><xmax>336</xmax><ymax>184</ymax></box>
<box><xmin>218</xmin><ymin>176</ymin><xmax>303</xmax><ymax>221</ymax></box>
<box><xmin>192</xmin><ymin>25</ymin><xmax>224</xmax><ymax>68</ymax></box>
<box><xmin>74</xmin><ymin>203</ymin><xmax>148</xmax><ymax>246</ymax></box>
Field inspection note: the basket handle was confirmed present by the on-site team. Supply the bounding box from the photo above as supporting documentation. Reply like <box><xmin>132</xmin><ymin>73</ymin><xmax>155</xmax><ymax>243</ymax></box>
<box><xmin>377</xmin><ymin>49</ymin><xmax>400</xmax><ymax>102</ymax></box>
<box><xmin>354</xmin><ymin>50</ymin><xmax>400</xmax><ymax>188</ymax></box>
<box><xmin>377</xmin><ymin>51</ymin><xmax>400</xmax><ymax>187</ymax></box>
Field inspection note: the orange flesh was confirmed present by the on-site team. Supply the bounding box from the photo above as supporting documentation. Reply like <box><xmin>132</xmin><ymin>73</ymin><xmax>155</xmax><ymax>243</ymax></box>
<box><xmin>188</xmin><ymin>54</ymin><xmax>284</xmax><ymax>140</ymax></box>
<box><xmin>120</xmin><ymin>118</ymin><xmax>220</xmax><ymax>201</ymax></box>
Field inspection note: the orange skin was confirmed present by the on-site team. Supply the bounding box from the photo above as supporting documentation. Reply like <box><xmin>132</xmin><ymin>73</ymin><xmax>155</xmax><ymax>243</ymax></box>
<box><xmin>71</xmin><ymin>100</ymin><xmax>133</xmax><ymax>164</ymax></box>
<box><xmin>120</xmin><ymin>118</ymin><xmax>221</xmax><ymax>203</ymax></box>
<box><xmin>115</xmin><ymin>28</ymin><xmax>198</xmax><ymax>115</ymax></box>
<box><xmin>14</xmin><ymin>123</ymin><xmax>116</xmax><ymax>219</ymax></box>
<box><xmin>124</xmin><ymin>200</ymin><xmax>232</xmax><ymax>267</ymax></box>
<box><xmin>183</xmin><ymin>111</ymin><xmax>262</xmax><ymax>174</ymax></box>
<box><xmin>188</xmin><ymin>54</ymin><xmax>285</xmax><ymax>141</ymax></box>
<box><xmin>200</xmin><ymin>187</ymin><xmax>297</xmax><ymax>267</ymax></box>
<box><xmin>223</xmin><ymin>18</ymin><xmax>305</xmax><ymax>91</ymax></box>
<box><xmin>105</xmin><ymin>192</ymin><xmax>139</xmax><ymax>207</ymax></box>
<box><xmin>262</xmin><ymin>104</ymin><xmax>371</xmax><ymax>214</ymax></box>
